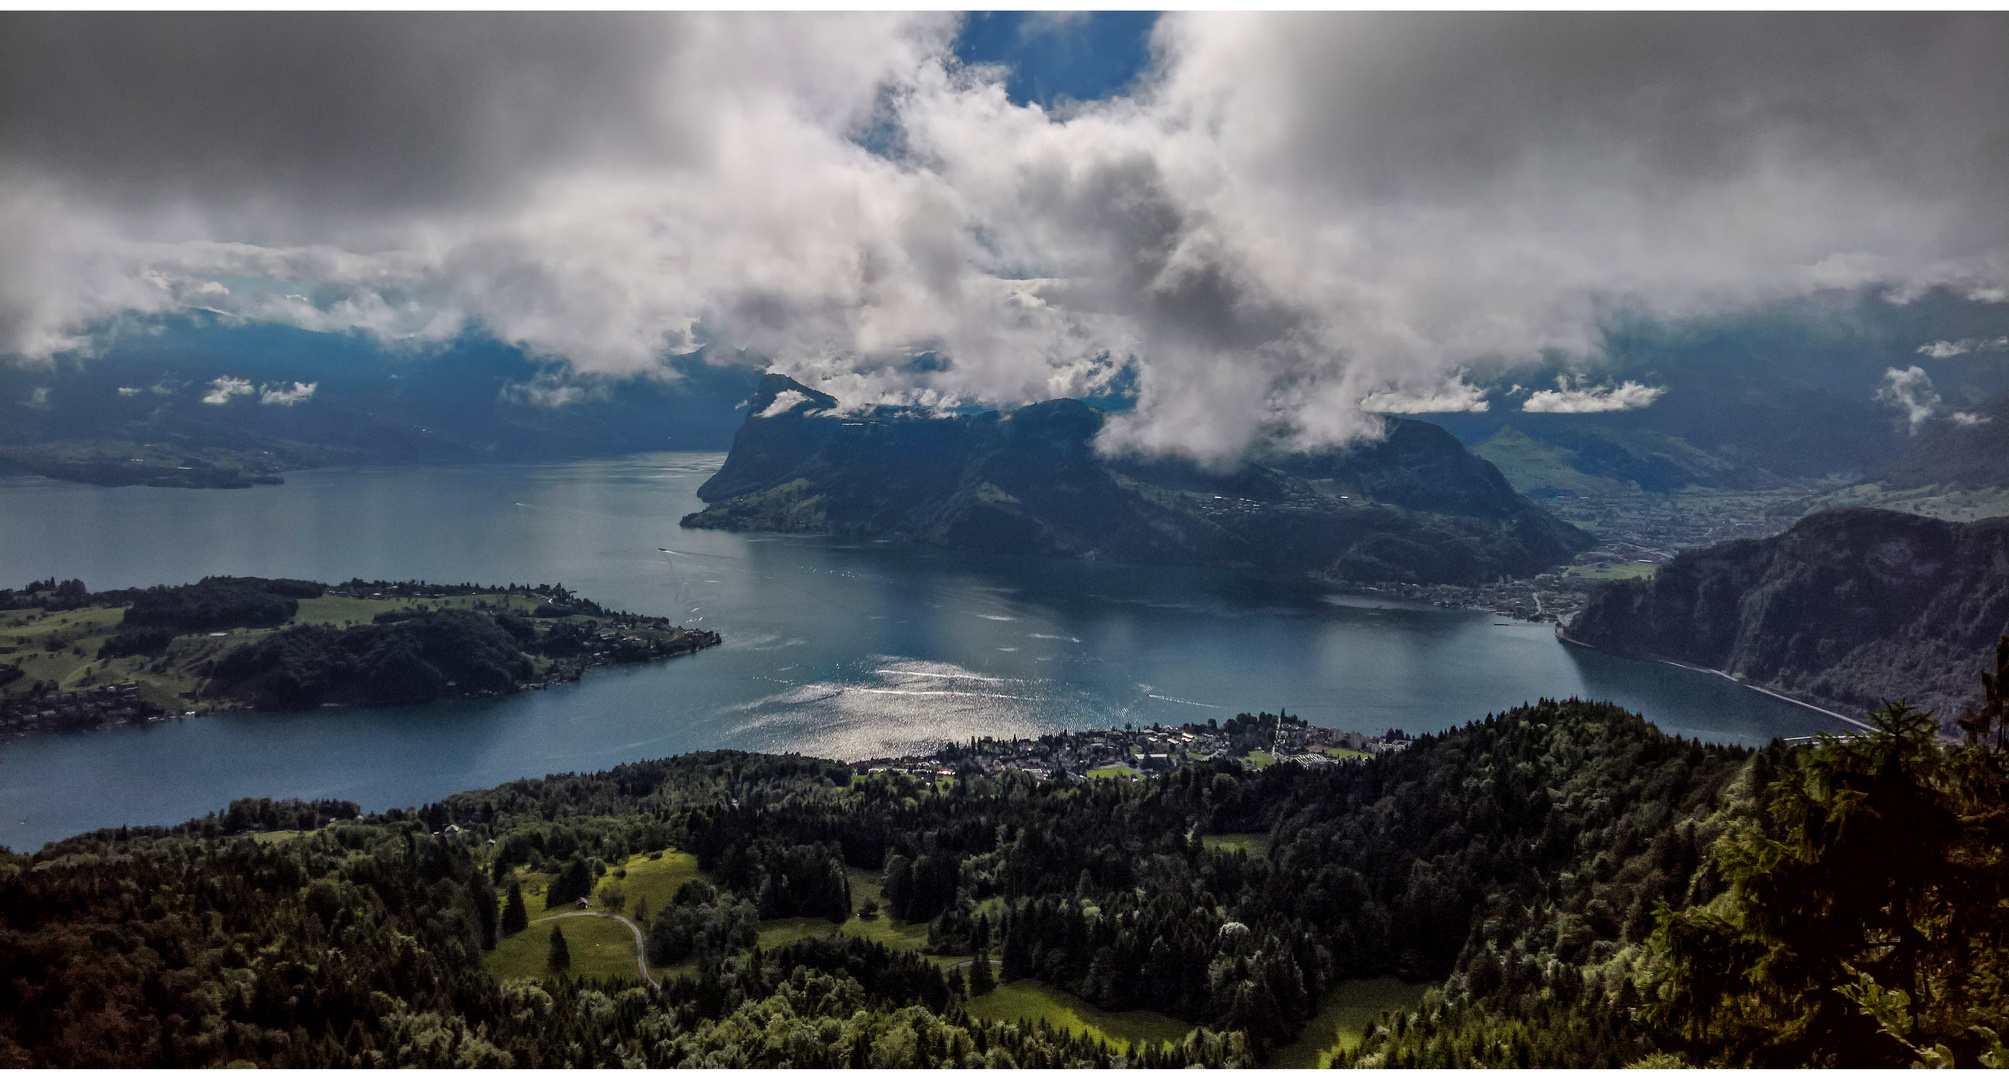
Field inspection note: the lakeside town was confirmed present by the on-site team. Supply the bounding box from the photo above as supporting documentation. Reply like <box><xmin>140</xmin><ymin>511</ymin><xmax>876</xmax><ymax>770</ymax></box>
<box><xmin>854</xmin><ymin>710</ymin><xmax>1416</xmax><ymax>781</ymax></box>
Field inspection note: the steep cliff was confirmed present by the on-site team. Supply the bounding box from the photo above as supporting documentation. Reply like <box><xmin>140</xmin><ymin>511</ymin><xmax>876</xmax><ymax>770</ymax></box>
<box><xmin>1567</xmin><ymin>508</ymin><xmax>2009</xmax><ymax>723</ymax></box>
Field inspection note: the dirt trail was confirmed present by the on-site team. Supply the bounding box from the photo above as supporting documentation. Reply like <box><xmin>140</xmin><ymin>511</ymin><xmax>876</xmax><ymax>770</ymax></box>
<box><xmin>533</xmin><ymin>910</ymin><xmax>657</xmax><ymax>988</ymax></box>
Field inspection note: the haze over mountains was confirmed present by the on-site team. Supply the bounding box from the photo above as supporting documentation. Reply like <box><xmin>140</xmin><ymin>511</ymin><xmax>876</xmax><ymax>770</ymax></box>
<box><xmin>0</xmin><ymin>319</ymin><xmax>759</xmax><ymax>486</ymax></box>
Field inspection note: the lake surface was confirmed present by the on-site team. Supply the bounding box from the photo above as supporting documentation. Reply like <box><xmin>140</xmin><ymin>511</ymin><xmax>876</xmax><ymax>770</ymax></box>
<box><xmin>0</xmin><ymin>452</ymin><xmax>1849</xmax><ymax>850</ymax></box>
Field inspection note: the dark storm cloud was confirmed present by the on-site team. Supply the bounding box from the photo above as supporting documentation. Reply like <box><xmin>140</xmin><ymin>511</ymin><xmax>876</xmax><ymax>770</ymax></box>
<box><xmin>1232</xmin><ymin>14</ymin><xmax>2009</xmax><ymax>197</ymax></box>
<box><xmin>2</xmin><ymin>12</ymin><xmax>2007</xmax><ymax>458</ymax></box>
<box><xmin>0</xmin><ymin>12</ymin><xmax>682</xmax><ymax>231</ymax></box>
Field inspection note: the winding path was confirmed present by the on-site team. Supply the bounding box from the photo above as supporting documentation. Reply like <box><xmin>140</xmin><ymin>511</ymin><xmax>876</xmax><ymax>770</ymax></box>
<box><xmin>533</xmin><ymin>910</ymin><xmax>658</xmax><ymax>989</ymax></box>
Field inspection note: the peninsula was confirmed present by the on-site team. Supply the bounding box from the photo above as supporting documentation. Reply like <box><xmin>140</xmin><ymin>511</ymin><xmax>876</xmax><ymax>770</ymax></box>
<box><xmin>0</xmin><ymin>576</ymin><xmax>720</xmax><ymax>737</ymax></box>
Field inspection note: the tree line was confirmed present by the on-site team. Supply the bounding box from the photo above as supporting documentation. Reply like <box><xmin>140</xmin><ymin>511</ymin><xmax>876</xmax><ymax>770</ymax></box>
<box><xmin>5</xmin><ymin>645</ymin><xmax>2008</xmax><ymax>1065</ymax></box>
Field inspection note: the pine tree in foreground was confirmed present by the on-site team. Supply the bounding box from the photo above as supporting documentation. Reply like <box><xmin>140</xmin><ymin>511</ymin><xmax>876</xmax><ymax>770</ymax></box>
<box><xmin>501</xmin><ymin>878</ymin><xmax>529</xmax><ymax>936</ymax></box>
<box><xmin>547</xmin><ymin>925</ymin><xmax>571</xmax><ymax>973</ymax></box>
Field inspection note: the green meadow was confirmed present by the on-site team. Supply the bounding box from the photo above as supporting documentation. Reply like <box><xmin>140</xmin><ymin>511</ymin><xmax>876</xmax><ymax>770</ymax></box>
<box><xmin>963</xmin><ymin>979</ymin><xmax>1195</xmax><ymax>1052</ymax></box>
<box><xmin>1268</xmin><ymin>977</ymin><xmax>1432</xmax><ymax>1068</ymax></box>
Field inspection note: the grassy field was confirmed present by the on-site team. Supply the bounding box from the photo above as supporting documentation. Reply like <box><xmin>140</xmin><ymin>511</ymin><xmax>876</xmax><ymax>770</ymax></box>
<box><xmin>1243</xmin><ymin>750</ymin><xmax>1278</xmax><ymax>769</ymax></box>
<box><xmin>0</xmin><ymin>606</ymin><xmax>162</xmax><ymax>702</ymax></box>
<box><xmin>838</xmin><ymin>866</ymin><xmax>935</xmax><ymax>951</ymax></box>
<box><xmin>1803</xmin><ymin>481</ymin><xmax>2009</xmax><ymax>523</ymax></box>
<box><xmin>484</xmin><ymin>850</ymin><xmax>702</xmax><ymax>984</ymax></box>
<box><xmin>605</xmin><ymin>850</ymin><xmax>705</xmax><ymax>918</ymax></box>
<box><xmin>1323</xmin><ymin>747</ymin><xmax>1372</xmax><ymax>760</ymax></box>
<box><xmin>1564</xmin><ymin>561</ymin><xmax>1658</xmax><ymax>583</ymax></box>
<box><xmin>756</xmin><ymin>915</ymin><xmax>849</xmax><ymax>951</ymax></box>
<box><xmin>1202</xmin><ymin>833</ymin><xmax>1270</xmax><ymax>858</ymax></box>
<box><xmin>964</xmin><ymin>980</ymin><xmax>1195</xmax><ymax>1052</ymax></box>
<box><xmin>1267</xmin><ymin>977</ymin><xmax>1431</xmax><ymax>1068</ymax></box>
<box><xmin>486</xmin><ymin>913</ymin><xmax>643</xmax><ymax>983</ymax></box>
<box><xmin>1087</xmin><ymin>765</ymin><xmax>1139</xmax><ymax>780</ymax></box>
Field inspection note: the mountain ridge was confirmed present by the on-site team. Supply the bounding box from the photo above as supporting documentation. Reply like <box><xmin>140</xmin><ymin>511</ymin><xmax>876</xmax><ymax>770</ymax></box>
<box><xmin>682</xmin><ymin>374</ymin><xmax>1592</xmax><ymax>585</ymax></box>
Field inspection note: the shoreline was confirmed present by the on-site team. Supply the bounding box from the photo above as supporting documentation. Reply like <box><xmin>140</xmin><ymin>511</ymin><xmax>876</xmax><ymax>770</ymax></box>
<box><xmin>1552</xmin><ymin>626</ymin><xmax>1874</xmax><ymax>734</ymax></box>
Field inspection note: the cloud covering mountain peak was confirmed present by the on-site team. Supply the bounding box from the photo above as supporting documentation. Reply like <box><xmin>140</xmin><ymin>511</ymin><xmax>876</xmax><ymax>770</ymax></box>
<box><xmin>2</xmin><ymin>12</ymin><xmax>2007</xmax><ymax>460</ymax></box>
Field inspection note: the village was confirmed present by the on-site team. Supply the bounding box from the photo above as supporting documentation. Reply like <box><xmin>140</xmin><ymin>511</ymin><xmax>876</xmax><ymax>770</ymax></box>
<box><xmin>854</xmin><ymin>710</ymin><xmax>1415</xmax><ymax>782</ymax></box>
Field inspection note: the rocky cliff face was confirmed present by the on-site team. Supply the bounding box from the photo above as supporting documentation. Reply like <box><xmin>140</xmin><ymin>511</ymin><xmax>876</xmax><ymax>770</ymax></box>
<box><xmin>1567</xmin><ymin>507</ymin><xmax>2009</xmax><ymax>724</ymax></box>
<box><xmin>683</xmin><ymin>374</ymin><xmax>1593</xmax><ymax>585</ymax></box>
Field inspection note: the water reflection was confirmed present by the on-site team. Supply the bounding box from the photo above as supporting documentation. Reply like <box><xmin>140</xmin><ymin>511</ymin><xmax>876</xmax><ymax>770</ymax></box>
<box><xmin>0</xmin><ymin>452</ymin><xmax>1851</xmax><ymax>850</ymax></box>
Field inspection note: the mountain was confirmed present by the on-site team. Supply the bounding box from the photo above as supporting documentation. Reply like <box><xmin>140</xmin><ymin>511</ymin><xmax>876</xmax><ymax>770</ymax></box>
<box><xmin>1565</xmin><ymin>507</ymin><xmax>2009</xmax><ymax>723</ymax></box>
<box><xmin>1433</xmin><ymin>289</ymin><xmax>2009</xmax><ymax>494</ymax></box>
<box><xmin>0</xmin><ymin>319</ymin><xmax>760</xmax><ymax>486</ymax></box>
<box><xmin>681</xmin><ymin>374</ymin><xmax>1593</xmax><ymax>585</ymax></box>
<box><xmin>1875</xmin><ymin>386</ymin><xmax>2009</xmax><ymax>491</ymax></box>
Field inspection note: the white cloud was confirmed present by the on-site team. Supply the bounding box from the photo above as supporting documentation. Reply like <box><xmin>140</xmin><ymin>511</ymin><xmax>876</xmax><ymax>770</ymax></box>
<box><xmin>1876</xmin><ymin>365</ymin><xmax>1944</xmax><ymax>432</ymax></box>
<box><xmin>1</xmin><ymin>14</ymin><xmax>2008</xmax><ymax>459</ymax></box>
<box><xmin>1917</xmin><ymin>336</ymin><xmax>2008</xmax><ymax>358</ymax></box>
<box><xmin>1359</xmin><ymin>377</ymin><xmax>1490</xmax><ymax>414</ymax></box>
<box><xmin>201</xmin><ymin>376</ymin><xmax>254</xmax><ymax>404</ymax></box>
<box><xmin>1951</xmin><ymin>410</ymin><xmax>1990</xmax><ymax>426</ymax></box>
<box><xmin>116</xmin><ymin>385</ymin><xmax>139</xmax><ymax>396</ymax></box>
<box><xmin>1522</xmin><ymin>377</ymin><xmax>1667</xmax><ymax>414</ymax></box>
<box><xmin>755</xmin><ymin>388</ymin><xmax>812</xmax><ymax>418</ymax></box>
<box><xmin>258</xmin><ymin>380</ymin><xmax>316</xmax><ymax>405</ymax></box>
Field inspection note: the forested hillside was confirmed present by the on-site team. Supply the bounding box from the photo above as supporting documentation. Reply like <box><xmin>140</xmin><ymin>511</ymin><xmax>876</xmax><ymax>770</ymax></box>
<box><xmin>4</xmin><ymin>655</ymin><xmax>2007</xmax><ymax>1067</ymax></box>
<box><xmin>682</xmin><ymin>374</ymin><xmax>1591</xmax><ymax>585</ymax></box>
<box><xmin>1566</xmin><ymin>508</ymin><xmax>2009</xmax><ymax>724</ymax></box>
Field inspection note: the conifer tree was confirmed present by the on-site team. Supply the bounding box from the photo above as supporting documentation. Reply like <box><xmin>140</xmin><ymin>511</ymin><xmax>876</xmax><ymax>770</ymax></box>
<box><xmin>969</xmin><ymin>951</ymin><xmax>998</xmax><ymax>996</ymax></box>
<box><xmin>501</xmin><ymin>878</ymin><xmax>529</xmax><ymax>936</ymax></box>
<box><xmin>547</xmin><ymin>925</ymin><xmax>571</xmax><ymax>973</ymax></box>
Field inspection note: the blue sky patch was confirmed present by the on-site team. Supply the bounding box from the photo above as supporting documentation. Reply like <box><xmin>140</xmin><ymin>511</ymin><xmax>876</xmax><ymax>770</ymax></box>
<box><xmin>953</xmin><ymin>12</ymin><xmax>1159</xmax><ymax>109</ymax></box>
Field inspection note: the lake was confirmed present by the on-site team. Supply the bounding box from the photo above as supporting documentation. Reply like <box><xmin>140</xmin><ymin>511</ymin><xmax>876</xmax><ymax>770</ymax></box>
<box><xmin>0</xmin><ymin>451</ymin><xmax>1849</xmax><ymax>850</ymax></box>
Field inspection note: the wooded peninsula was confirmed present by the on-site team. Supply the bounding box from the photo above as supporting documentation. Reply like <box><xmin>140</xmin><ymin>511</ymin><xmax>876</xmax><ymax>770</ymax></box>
<box><xmin>0</xmin><ymin>576</ymin><xmax>720</xmax><ymax>737</ymax></box>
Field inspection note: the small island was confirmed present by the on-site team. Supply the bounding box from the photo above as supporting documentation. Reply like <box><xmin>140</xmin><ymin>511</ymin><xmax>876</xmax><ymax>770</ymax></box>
<box><xmin>0</xmin><ymin>576</ymin><xmax>720</xmax><ymax>737</ymax></box>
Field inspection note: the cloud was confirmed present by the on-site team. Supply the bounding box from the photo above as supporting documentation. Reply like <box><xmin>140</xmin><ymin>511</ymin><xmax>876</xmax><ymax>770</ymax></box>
<box><xmin>1522</xmin><ymin>377</ymin><xmax>1667</xmax><ymax>414</ymax></box>
<box><xmin>202</xmin><ymin>376</ymin><xmax>254</xmax><ymax>405</ymax></box>
<box><xmin>1951</xmin><ymin>411</ymin><xmax>1990</xmax><ymax>426</ymax></box>
<box><xmin>258</xmin><ymin>380</ymin><xmax>316</xmax><ymax>405</ymax></box>
<box><xmin>1876</xmin><ymin>365</ymin><xmax>1945</xmax><ymax>432</ymax></box>
<box><xmin>1917</xmin><ymin>336</ymin><xmax>2009</xmax><ymax>358</ymax></box>
<box><xmin>2</xmin><ymin>13</ymin><xmax>2009</xmax><ymax>459</ymax></box>
<box><xmin>755</xmin><ymin>388</ymin><xmax>812</xmax><ymax>418</ymax></box>
<box><xmin>1358</xmin><ymin>377</ymin><xmax>1489</xmax><ymax>414</ymax></box>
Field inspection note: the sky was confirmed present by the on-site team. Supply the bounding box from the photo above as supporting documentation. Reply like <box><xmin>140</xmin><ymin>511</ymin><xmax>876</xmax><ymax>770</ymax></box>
<box><xmin>2</xmin><ymin>12</ymin><xmax>2007</xmax><ymax>461</ymax></box>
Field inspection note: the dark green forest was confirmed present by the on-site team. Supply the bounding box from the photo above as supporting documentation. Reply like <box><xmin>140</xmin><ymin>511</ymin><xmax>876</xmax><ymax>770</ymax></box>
<box><xmin>3</xmin><ymin>650</ymin><xmax>2007</xmax><ymax>1067</ymax></box>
